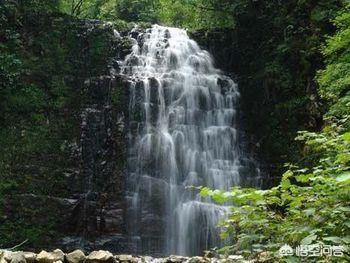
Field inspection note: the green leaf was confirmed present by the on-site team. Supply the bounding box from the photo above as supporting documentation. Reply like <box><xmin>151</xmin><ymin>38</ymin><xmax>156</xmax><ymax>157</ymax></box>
<box><xmin>281</xmin><ymin>178</ymin><xmax>291</xmax><ymax>190</ymax></box>
<box><xmin>342</xmin><ymin>236</ymin><xmax>350</xmax><ymax>244</ymax></box>
<box><xmin>284</xmin><ymin>257</ymin><xmax>300</xmax><ymax>263</ymax></box>
<box><xmin>304</xmin><ymin>208</ymin><xmax>316</xmax><ymax>217</ymax></box>
<box><xmin>337</xmin><ymin>206</ymin><xmax>350</xmax><ymax>212</ymax></box>
<box><xmin>336</xmin><ymin>172</ymin><xmax>350</xmax><ymax>182</ymax></box>
<box><xmin>301</xmin><ymin>234</ymin><xmax>317</xmax><ymax>245</ymax></box>
<box><xmin>343</xmin><ymin>132</ymin><xmax>350</xmax><ymax>142</ymax></box>
<box><xmin>199</xmin><ymin>187</ymin><xmax>211</xmax><ymax>197</ymax></box>
<box><xmin>323</xmin><ymin>236</ymin><xmax>343</xmax><ymax>244</ymax></box>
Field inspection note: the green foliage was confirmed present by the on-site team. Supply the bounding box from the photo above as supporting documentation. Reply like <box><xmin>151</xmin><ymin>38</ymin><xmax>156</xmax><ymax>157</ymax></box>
<box><xmin>114</xmin><ymin>0</ymin><xmax>160</xmax><ymax>22</ymax></box>
<box><xmin>158</xmin><ymin>0</ymin><xmax>235</xmax><ymax>29</ymax></box>
<box><xmin>318</xmin><ymin>4</ymin><xmax>350</xmax><ymax>121</ymax></box>
<box><xmin>58</xmin><ymin>0</ymin><xmax>234</xmax><ymax>27</ymax></box>
<box><xmin>200</xmin><ymin>124</ymin><xmax>349</xmax><ymax>261</ymax></box>
<box><xmin>59</xmin><ymin>0</ymin><xmax>160</xmax><ymax>23</ymax></box>
<box><xmin>231</xmin><ymin>0</ymin><xmax>343</xmax><ymax>175</ymax></box>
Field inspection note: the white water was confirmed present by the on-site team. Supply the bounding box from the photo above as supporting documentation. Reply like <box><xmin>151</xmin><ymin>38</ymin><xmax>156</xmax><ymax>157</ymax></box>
<box><xmin>122</xmin><ymin>25</ymin><xmax>242</xmax><ymax>256</ymax></box>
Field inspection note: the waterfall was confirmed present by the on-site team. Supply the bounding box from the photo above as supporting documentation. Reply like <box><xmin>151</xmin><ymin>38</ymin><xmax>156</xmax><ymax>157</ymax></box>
<box><xmin>121</xmin><ymin>25</ymin><xmax>245</xmax><ymax>256</ymax></box>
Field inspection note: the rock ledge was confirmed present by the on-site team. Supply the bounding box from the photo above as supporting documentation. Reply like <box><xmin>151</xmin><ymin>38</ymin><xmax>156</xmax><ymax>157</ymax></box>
<box><xmin>0</xmin><ymin>250</ymin><xmax>250</xmax><ymax>263</ymax></box>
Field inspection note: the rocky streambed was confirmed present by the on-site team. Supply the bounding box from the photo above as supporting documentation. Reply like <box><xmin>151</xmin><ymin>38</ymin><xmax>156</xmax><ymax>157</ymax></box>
<box><xmin>0</xmin><ymin>250</ymin><xmax>250</xmax><ymax>263</ymax></box>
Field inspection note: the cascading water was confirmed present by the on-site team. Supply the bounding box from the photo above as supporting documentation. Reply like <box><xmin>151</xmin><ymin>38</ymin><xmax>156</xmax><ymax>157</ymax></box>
<box><xmin>121</xmin><ymin>25</ymin><xmax>249</xmax><ymax>256</ymax></box>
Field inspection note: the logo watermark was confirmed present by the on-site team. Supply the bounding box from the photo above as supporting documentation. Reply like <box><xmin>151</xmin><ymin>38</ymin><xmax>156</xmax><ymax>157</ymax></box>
<box><xmin>279</xmin><ymin>244</ymin><xmax>345</xmax><ymax>257</ymax></box>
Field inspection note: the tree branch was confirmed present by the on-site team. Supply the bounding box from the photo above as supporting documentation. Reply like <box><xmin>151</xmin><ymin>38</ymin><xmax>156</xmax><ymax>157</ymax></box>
<box><xmin>3</xmin><ymin>239</ymin><xmax>28</xmax><ymax>251</ymax></box>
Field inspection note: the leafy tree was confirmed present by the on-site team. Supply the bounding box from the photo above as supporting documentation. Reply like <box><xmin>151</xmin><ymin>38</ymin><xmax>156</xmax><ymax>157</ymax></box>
<box><xmin>115</xmin><ymin>0</ymin><xmax>160</xmax><ymax>22</ymax></box>
<box><xmin>59</xmin><ymin>0</ymin><xmax>160</xmax><ymax>22</ymax></box>
<box><xmin>318</xmin><ymin>4</ymin><xmax>350</xmax><ymax>121</ymax></box>
<box><xmin>158</xmin><ymin>0</ymin><xmax>234</xmax><ymax>29</ymax></box>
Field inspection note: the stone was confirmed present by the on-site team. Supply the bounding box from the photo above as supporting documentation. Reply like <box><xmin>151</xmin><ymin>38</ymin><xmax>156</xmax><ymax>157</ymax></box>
<box><xmin>23</xmin><ymin>252</ymin><xmax>36</xmax><ymax>263</ymax></box>
<box><xmin>227</xmin><ymin>255</ymin><xmax>244</xmax><ymax>261</ymax></box>
<box><xmin>86</xmin><ymin>251</ymin><xmax>114</xmax><ymax>263</ymax></box>
<box><xmin>139</xmin><ymin>256</ymin><xmax>155</xmax><ymax>263</ymax></box>
<box><xmin>36</xmin><ymin>250</ymin><xmax>65</xmax><ymax>263</ymax></box>
<box><xmin>8</xmin><ymin>252</ymin><xmax>26</xmax><ymax>263</ymax></box>
<box><xmin>115</xmin><ymin>255</ymin><xmax>135</xmax><ymax>262</ymax></box>
<box><xmin>0</xmin><ymin>251</ymin><xmax>25</xmax><ymax>263</ymax></box>
<box><xmin>0</xmin><ymin>253</ymin><xmax>6</xmax><ymax>263</ymax></box>
<box><xmin>66</xmin><ymin>250</ymin><xmax>85</xmax><ymax>263</ymax></box>
<box><xmin>52</xmin><ymin>250</ymin><xmax>65</xmax><ymax>262</ymax></box>
<box><xmin>2</xmin><ymin>251</ymin><xmax>13</xmax><ymax>263</ymax></box>
<box><xmin>187</xmin><ymin>257</ymin><xmax>210</xmax><ymax>263</ymax></box>
<box><xmin>0</xmin><ymin>250</ymin><xmax>13</xmax><ymax>262</ymax></box>
<box><xmin>0</xmin><ymin>252</ymin><xmax>5</xmax><ymax>263</ymax></box>
<box><xmin>166</xmin><ymin>255</ymin><xmax>188</xmax><ymax>263</ymax></box>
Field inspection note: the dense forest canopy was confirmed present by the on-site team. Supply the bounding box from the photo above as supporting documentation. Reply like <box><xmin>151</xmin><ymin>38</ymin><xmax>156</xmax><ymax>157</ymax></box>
<box><xmin>1</xmin><ymin>0</ymin><xmax>349</xmax><ymax>261</ymax></box>
<box><xmin>57</xmin><ymin>0</ymin><xmax>235</xmax><ymax>27</ymax></box>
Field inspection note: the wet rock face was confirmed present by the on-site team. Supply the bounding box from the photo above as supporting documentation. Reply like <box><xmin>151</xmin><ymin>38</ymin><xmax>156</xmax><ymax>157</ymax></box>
<box><xmin>3</xmin><ymin>20</ymin><xmax>133</xmax><ymax>252</ymax></box>
<box><xmin>0</xmin><ymin>251</ymin><xmax>247</xmax><ymax>263</ymax></box>
<box><xmin>63</xmin><ymin>24</ymin><xmax>132</xmax><ymax>247</ymax></box>
<box><xmin>71</xmin><ymin>75</ymin><xmax>129</xmax><ymax>248</ymax></box>
<box><xmin>40</xmin><ymin>21</ymin><xmax>134</xmax><ymax>249</ymax></box>
<box><xmin>189</xmin><ymin>30</ymin><xmax>238</xmax><ymax>74</ymax></box>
